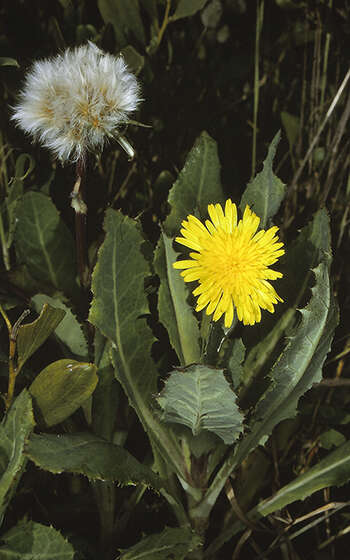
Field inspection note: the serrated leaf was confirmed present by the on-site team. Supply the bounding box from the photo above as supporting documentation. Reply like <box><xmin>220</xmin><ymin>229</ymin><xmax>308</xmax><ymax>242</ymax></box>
<box><xmin>4</xmin><ymin>154</ymin><xmax>35</xmax><ymax>252</ymax></box>
<box><xmin>0</xmin><ymin>520</ymin><xmax>74</xmax><ymax>559</ymax></box>
<box><xmin>164</xmin><ymin>131</ymin><xmax>224</xmax><ymax>236</ymax></box>
<box><xmin>240</xmin><ymin>131</ymin><xmax>285</xmax><ymax>228</ymax></box>
<box><xmin>157</xmin><ymin>364</ymin><xmax>243</xmax><ymax>445</ymax></box>
<box><xmin>243</xmin><ymin>208</ymin><xmax>331</xmax><ymax>389</ymax></box>
<box><xmin>89</xmin><ymin>209</ymin><xmax>184</xmax><ymax>476</ymax></box>
<box><xmin>154</xmin><ymin>232</ymin><xmax>200</xmax><ymax>365</ymax></box>
<box><xmin>26</xmin><ymin>432</ymin><xmax>161</xmax><ymax>489</ymax></box>
<box><xmin>14</xmin><ymin>192</ymin><xmax>77</xmax><ymax>296</ymax></box>
<box><xmin>257</xmin><ymin>439</ymin><xmax>350</xmax><ymax>516</ymax></box>
<box><xmin>29</xmin><ymin>359</ymin><xmax>98</xmax><ymax>427</ymax></box>
<box><xmin>226</xmin><ymin>338</ymin><xmax>245</xmax><ymax>388</ymax></box>
<box><xmin>17</xmin><ymin>304</ymin><xmax>65</xmax><ymax>369</ymax></box>
<box><xmin>171</xmin><ymin>0</ymin><xmax>209</xmax><ymax>21</ymax></box>
<box><xmin>0</xmin><ymin>390</ymin><xmax>34</xmax><ymax>521</ymax></box>
<box><xmin>31</xmin><ymin>294</ymin><xmax>88</xmax><ymax>360</ymax></box>
<box><xmin>118</xmin><ymin>526</ymin><xmax>202</xmax><ymax>560</ymax></box>
<box><xmin>242</xmin><ymin>308</ymin><xmax>296</xmax><ymax>393</ymax></box>
<box><xmin>89</xmin><ymin>209</ymin><xmax>157</xmax><ymax>403</ymax></box>
<box><xmin>235</xmin><ymin>262</ymin><xmax>337</xmax><ymax>462</ymax></box>
<box><xmin>98</xmin><ymin>0</ymin><xmax>145</xmax><ymax>47</ymax></box>
<box><xmin>282</xmin><ymin>209</ymin><xmax>331</xmax><ymax>306</ymax></box>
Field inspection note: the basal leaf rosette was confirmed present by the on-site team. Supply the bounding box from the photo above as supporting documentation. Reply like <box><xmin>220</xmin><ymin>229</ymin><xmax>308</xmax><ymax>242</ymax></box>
<box><xmin>173</xmin><ymin>199</ymin><xmax>285</xmax><ymax>327</ymax></box>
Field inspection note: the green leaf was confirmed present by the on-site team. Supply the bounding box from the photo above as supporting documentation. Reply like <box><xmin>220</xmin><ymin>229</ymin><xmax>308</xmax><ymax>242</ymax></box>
<box><xmin>241</xmin><ymin>308</ymin><xmax>296</xmax><ymax>393</ymax></box>
<box><xmin>29</xmin><ymin>359</ymin><xmax>98</xmax><ymax>427</ymax></box>
<box><xmin>89</xmin><ymin>209</ymin><xmax>157</xmax><ymax>403</ymax></box>
<box><xmin>256</xmin><ymin>440</ymin><xmax>350</xmax><ymax>516</ymax></box>
<box><xmin>0</xmin><ymin>520</ymin><xmax>74</xmax><ymax>559</ymax></box>
<box><xmin>26</xmin><ymin>432</ymin><xmax>161</xmax><ymax>489</ymax></box>
<box><xmin>0</xmin><ymin>390</ymin><xmax>34</xmax><ymax>521</ymax></box>
<box><xmin>120</xmin><ymin>45</ymin><xmax>144</xmax><ymax>75</ymax></box>
<box><xmin>118</xmin><ymin>526</ymin><xmax>202</xmax><ymax>560</ymax></box>
<box><xmin>164</xmin><ymin>131</ymin><xmax>224</xmax><ymax>236</ymax></box>
<box><xmin>157</xmin><ymin>364</ymin><xmax>243</xmax><ymax>445</ymax></box>
<box><xmin>89</xmin><ymin>209</ymin><xmax>184</xmax><ymax>477</ymax></box>
<box><xmin>92</xmin><ymin>329</ymin><xmax>121</xmax><ymax>442</ymax></box>
<box><xmin>240</xmin><ymin>131</ymin><xmax>286</xmax><ymax>228</ymax></box>
<box><xmin>98</xmin><ymin>0</ymin><xmax>145</xmax><ymax>47</ymax></box>
<box><xmin>225</xmin><ymin>338</ymin><xmax>245</xmax><ymax>388</ymax></box>
<box><xmin>14</xmin><ymin>192</ymin><xmax>77</xmax><ymax>296</ymax></box>
<box><xmin>4</xmin><ymin>154</ymin><xmax>35</xmax><ymax>252</ymax></box>
<box><xmin>243</xmin><ymin>208</ymin><xmax>331</xmax><ymax>390</ymax></box>
<box><xmin>319</xmin><ymin>429</ymin><xmax>346</xmax><ymax>450</ymax></box>
<box><xmin>17</xmin><ymin>303</ymin><xmax>66</xmax><ymax>369</ymax></box>
<box><xmin>0</xmin><ymin>57</ymin><xmax>19</xmax><ymax>68</ymax></box>
<box><xmin>171</xmin><ymin>0</ymin><xmax>210</xmax><ymax>21</ymax></box>
<box><xmin>31</xmin><ymin>294</ymin><xmax>88</xmax><ymax>360</ymax></box>
<box><xmin>281</xmin><ymin>111</ymin><xmax>300</xmax><ymax>150</ymax></box>
<box><xmin>282</xmin><ymin>209</ymin><xmax>331</xmax><ymax>306</ymax></box>
<box><xmin>236</xmin><ymin>262</ymin><xmax>337</xmax><ymax>461</ymax></box>
<box><xmin>154</xmin><ymin>232</ymin><xmax>200</xmax><ymax>365</ymax></box>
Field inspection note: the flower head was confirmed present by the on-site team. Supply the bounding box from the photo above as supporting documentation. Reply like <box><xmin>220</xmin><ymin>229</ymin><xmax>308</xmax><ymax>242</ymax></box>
<box><xmin>173</xmin><ymin>200</ymin><xmax>285</xmax><ymax>327</ymax></box>
<box><xmin>12</xmin><ymin>42</ymin><xmax>141</xmax><ymax>163</ymax></box>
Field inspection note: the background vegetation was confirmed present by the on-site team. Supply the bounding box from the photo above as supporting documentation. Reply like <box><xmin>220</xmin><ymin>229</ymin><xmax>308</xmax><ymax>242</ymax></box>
<box><xmin>0</xmin><ymin>1</ymin><xmax>349</xmax><ymax>558</ymax></box>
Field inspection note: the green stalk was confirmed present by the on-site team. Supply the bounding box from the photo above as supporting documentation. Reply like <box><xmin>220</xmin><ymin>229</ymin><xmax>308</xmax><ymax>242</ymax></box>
<box><xmin>0</xmin><ymin>212</ymin><xmax>10</xmax><ymax>270</ymax></box>
<box><xmin>91</xmin><ymin>480</ymin><xmax>116</xmax><ymax>556</ymax></box>
<box><xmin>320</xmin><ymin>0</ymin><xmax>332</xmax><ymax>110</ymax></box>
<box><xmin>251</xmin><ymin>0</ymin><xmax>264</xmax><ymax>180</ymax></box>
<box><xmin>71</xmin><ymin>158</ymin><xmax>89</xmax><ymax>290</ymax></box>
<box><xmin>188</xmin><ymin>446</ymin><xmax>241</xmax><ymax>523</ymax></box>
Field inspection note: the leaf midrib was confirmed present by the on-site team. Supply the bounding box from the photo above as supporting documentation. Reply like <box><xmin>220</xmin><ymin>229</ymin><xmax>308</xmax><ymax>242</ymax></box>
<box><xmin>30</xmin><ymin>195</ymin><xmax>58</xmax><ymax>288</ymax></box>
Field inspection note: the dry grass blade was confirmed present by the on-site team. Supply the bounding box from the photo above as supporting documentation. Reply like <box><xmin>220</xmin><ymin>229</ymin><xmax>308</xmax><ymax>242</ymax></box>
<box><xmin>288</xmin><ymin>68</ymin><xmax>350</xmax><ymax>195</ymax></box>
<box><xmin>260</xmin><ymin>502</ymin><xmax>350</xmax><ymax>558</ymax></box>
<box><xmin>232</xmin><ymin>528</ymin><xmax>252</xmax><ymax>560</ymax></box>
<box><xmin>225</xmin><ymin>479</ymin><xmax>259</xmax><ymax>532</ymax></box>
<box><xmin>318</xmin><ymin>523</ymin><xmax>350</xmax><ymax>550</ymax></box>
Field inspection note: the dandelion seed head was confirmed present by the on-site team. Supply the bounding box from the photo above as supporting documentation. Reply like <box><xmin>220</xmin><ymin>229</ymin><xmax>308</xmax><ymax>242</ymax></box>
<box><xmin>12</xmin><ymin>42</ymin><xmax>141</xmax><ymax>163</ymax></box>
<box><xmin>173</xmin><ymin>199</ymin><xmax>285</xmax><ymax>327</ymax></box>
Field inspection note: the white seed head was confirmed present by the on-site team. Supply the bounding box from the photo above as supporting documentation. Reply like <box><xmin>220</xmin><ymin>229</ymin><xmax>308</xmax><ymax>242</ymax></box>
<box><xmin>12</xmin><ymin>42</ymin><xmax>141</xmax><ymax>163</ymax></box>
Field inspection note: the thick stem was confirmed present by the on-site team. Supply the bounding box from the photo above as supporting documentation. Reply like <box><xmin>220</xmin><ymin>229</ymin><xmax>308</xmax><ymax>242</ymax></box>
<box><xmin>71</xmin><ymin>159</ymin><xmax>89</xmax><ymax>290</ymax></box>
<box><xmin>186</xmin><ymin>493</ymin><xmax>208</xmax><ymax>560</ymax></box>
<box><xmin>91</xmin><ymin>480</ymin><xmax>116</xmax><ymax>560</ymax></box>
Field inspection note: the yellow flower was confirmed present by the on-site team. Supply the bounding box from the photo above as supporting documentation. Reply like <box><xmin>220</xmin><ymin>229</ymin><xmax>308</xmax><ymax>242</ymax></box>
<box><xmin>173</xmin><ymin>199</ymin><xmax>285</xmax><ymax>327</ymax></box>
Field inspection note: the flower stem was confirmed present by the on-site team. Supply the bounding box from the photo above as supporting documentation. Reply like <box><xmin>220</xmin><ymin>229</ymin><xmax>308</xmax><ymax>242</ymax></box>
<box><xmin>1</xmin><ymin>306</ymin><xmax>30</xmax><ymax>411</ymax></box>
<box><xmin>157</xmin><ymin>0</ymin><xmax>171</xmax><ymax>47</ymax></box>
<box><xmin>0</xmin><ymin>212</ymin><xmax>10</xmax><ymax>271</ymax></box>
<box><xmin>71</xmin><ymin>159</ymin><xmax>89</xmax><ymax>290</ymax></box>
